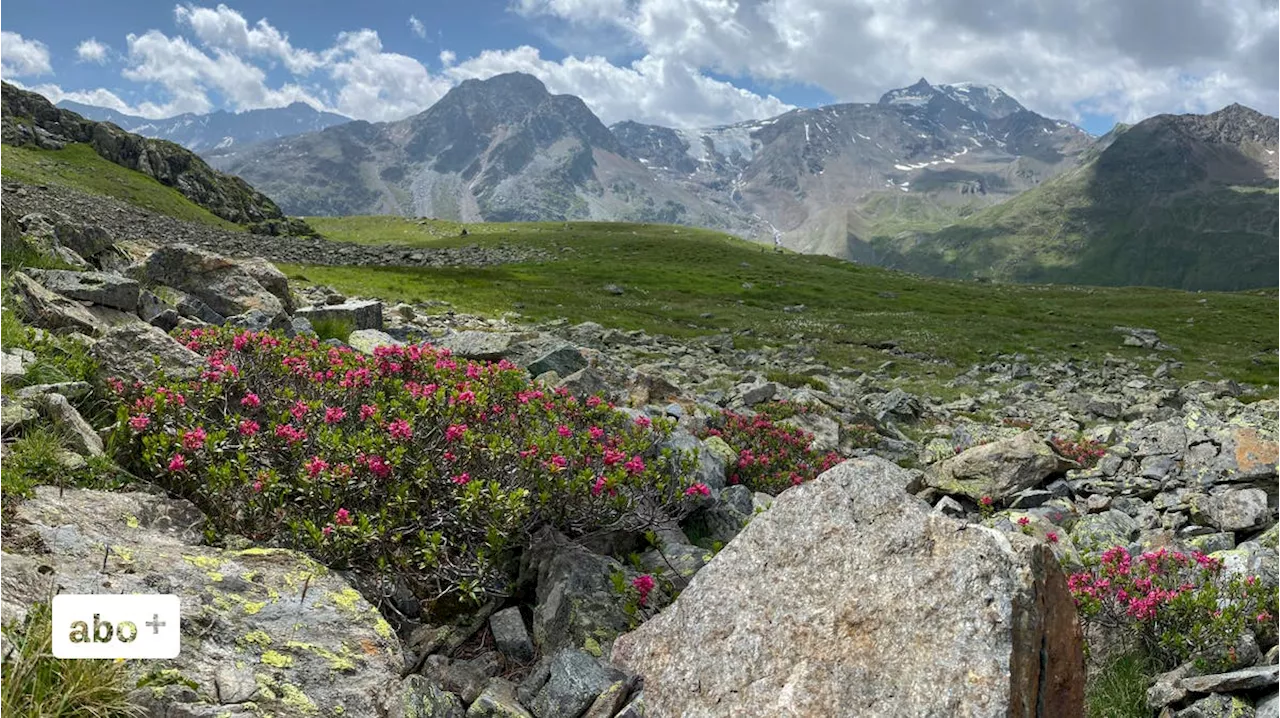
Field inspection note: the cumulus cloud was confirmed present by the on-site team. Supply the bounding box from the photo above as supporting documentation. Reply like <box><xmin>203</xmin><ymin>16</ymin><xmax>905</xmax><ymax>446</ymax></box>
<box><xmin>447</xmin><ymin>46</ymin><xmax>791</xmax><ymax>127</ymax></box>
<box><xmin>409</xmin><ymin>15</ymin><xmax>426</xmax><ymax>39</ymax></box>
<box><xmin>516</xmin><ymin>0</ymin><xmax>1280</xmax><ymax>123</ymax></box>
<box><xmin>76</xmin><ymin>38</ymin><xmax>110</xmax><ymax>64</ymax></box>
<box><xmin>174</xmin><ymin>3</ymin><xmax>321</xmax><ymax>73</ymax></box>
<box><xmin>29</xmin><ymin>83</ymin><xmax>134</xmax><ymax>113</ymax></box>
<box><xmin>1</xmin><ymin>31</ymin><xmax>53</xmax><ymax>77</ymax></box>
<box><xmin>325</xmin><ymin>30</ymin><xmax>452</xmax><ymax>121</ymax></box>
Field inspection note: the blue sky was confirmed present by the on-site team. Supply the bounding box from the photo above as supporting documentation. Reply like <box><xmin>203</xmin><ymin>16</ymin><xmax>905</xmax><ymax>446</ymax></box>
<box><xmin>2</xmin><ymin>1</ymin><xmax>1275</xmax><ymax>134</ymax></box>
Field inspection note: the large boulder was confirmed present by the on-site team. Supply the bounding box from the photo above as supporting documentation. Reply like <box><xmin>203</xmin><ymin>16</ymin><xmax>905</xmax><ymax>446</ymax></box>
<box><xmin>611</xmin><ymin>457</ymin><xmax>1085</xmax><ymax>718</ymax></box>
<box><xmin>90</xmin><ymin>323</ymin><xmax>206</xmax><ymax>382</ymax></box>
<box><xmin>924</xmin><ymin>430</ymin><xmax>1077</xmax><ymax>501</ymax></box>
<box><xmin>2</xmin><ymin>487</ymin><xmax>403</xmax><ymax>717</ymax></box>
<box><xmin>236</xmin><ymin>257</ymin><xmax>294</xmax><ymax>312</ymax></box>
<box><xmin>131</xmin><ymin>244</ymin><xmax>284</xmax><ymax>318</ymax></box>
<box><xmin>296</xmin><ymin>300</ymin><xmax>384</xmax><ymax>332</ymax></box>
<box><xmin>9</xmin><ymin>271</ymin><xmax>102</xmax><ymax>334</ymax></box>
<box><xmin>521</xmin><ymin>528</ymin><xmax>632</xmax><ymax>656</ymax></box>
<box><xmin>24</xmin><ymin>269</ymin><xmax>140</xmax><ymax>311</ymax></box>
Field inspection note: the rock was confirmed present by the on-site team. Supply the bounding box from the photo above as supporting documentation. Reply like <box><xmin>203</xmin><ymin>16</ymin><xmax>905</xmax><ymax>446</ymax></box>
<box><xmin>557</xmin><ymin>368</ymin><xmax>612</xmax><ymax>400</ymax></box>
<box><xmin>85</xmin><ymin>304</ymin><xmax>148</xmax><ymax>331</ymax></box>
<box><xmin>659</xmin><ymin>429</ymin><xmax>726</xmax><ymax>491</ymax></box>
<box><xmin>934</xmin><ymin>495</ymin><xmax>967</xmax><ymax>518</ymax></box>
<box><xmin>1174</xmin><ymin>693</ymin><xmax>1256</xmax><ymax>718</ymax></box>
<box><xmin>225</xmin><ymin>309</ymin><xmax>293</xmax><ymax>335</ymax></box>
<box><xmin>517</xmin><ymin>657</ymin><xmax>552</xmax><ymax>708</ymax></box>
<box><xmin>531</xmin><ymin>649</ymin><xmax>626</xmax><ymax>718</ymax></box>
<box><xmin>872</xmin><ymin>387</ymin><xmax>922</xmax><ymax>422</ymax></box>
<box><xmin>291</xmin><ymin>316</ymin><xmax>316</xmax><ymax>336</ymax></box>
<box><xmin>1149</xmin><ymin>663</ymin><xmax>1196</xmax><ymax>709</ymax></box>
<box><xmin>582</xmin><ymin>677</ymin><xmax>637</xmax><ymax>718</ymax></box>
<box><xmin>779</xmin><ymin>412</ymin><xmax>840</xmax><ymax>452</ymax></box>
<box><xmin>1257</xmin><ymin>694</ymin><xmax>1278</xmax><ymax>718</ymax></box>
<box><xmin>24</xmin><ymin>269</ymin><xmax>139</xmax><ymax>311</ymax></box>
<box><xmin>296</xmin><ymin>299</ymin><xmax>384</xmax><ymax>332</ymax></box>
<box><xmin>2</xmin><ymin>351</ymin><xmax>28</xmax><ymax>379</ymax></box>
<box><xmin>9</xmin><ymin>271</ymin><xmax>102</xmax><ymax>334</ymax></box>
<box><xmin>736</xmin><ymin>380</ymin><xmax>778</xmax><ymax>407</ymax></box>
<box><xmin>3</xmin><ymin>487</ymin><xmax>403</xmax><ymax>717</ymax></box>
<box><xmin>1070</xmin><ymin>510</ymin><xmax>1141</xmax><ymax>557</ymax></box>
<box><xmin>348</xmin><ymin>329</ymin><xmax>404</xmax><ymax>354</ymax></box>
<box><xmin>1</xmin><ymin>399</ymin><xmax>38</xmax><ymax>435</ymax></box>
<box><xmin>33</xmin><ymin>393</ymin><xmax>103</xmax><ymax>457</ymax></box>
<box><xmin>1193</xmin><ymin>489</ymin><xmax>1271</xmax><ymax>532</ymax></box>
<box><xmin>523</xmin><ymin>528</ymin><xmax>631</xmax><ymax>655</ymax></box>
<box><xmin>489</xmin><ymin>607</ymin><xmax>535</xmax><ymax>664</ymax></box>
<box><xmin>91</xmin><ymin>322</ymin><xmax>206</xmax><ymax>383</ymax></box>
<box><xmin>924</xmin><ymin>430</ymin><xmax>1077</xmax><ymax>501</ymax></box>
<box><xmin>468</xmin><ymin>679</ymin><xmax>533</xmax><ymax>718</ymax></box>
<box><xmin>133</xmin><ymin>245</ymin><xmax>284</xmax><ymax>318</ymax></box>
<box><xmin>1181</xmin><ymin>665</ymin><xmax>1279</xmax><ymax>694</ymax></box>
<box><xmin>421</xmin><ymin>655</ymin><xmax>490</xmax><ymax>706</ymax></box>
<box><xmin>611</xmin><ymin>457</ymin><xmax>1084</xmax><ymax>717</ymax></box>
<box><xmin>236</xmin><ymin>257</ymin><xmax>294</xmax><ymax>312</ymax></box>
<box><xmin>136</xmin><ymin>289</ymin><xmax>181</xmax><ymax>331</ymax></box>
<box><xmin>152</xmin><ymin>285</ymin><xmax>226</xmax><ymax>325</ymax></box>
<box><xmin>437</xmin><ymin>331</ymin><xmax>524</xmax><ymax>361</ymax></box>
<box><xmin>395</xmin><ymin>675</ymin><xmax>467</xmax><ymax>718</ymax></box>
<box><xmin>521</xmin><ymin>341</ymin><xmax>587</xmax><ymax>378</ymax></box>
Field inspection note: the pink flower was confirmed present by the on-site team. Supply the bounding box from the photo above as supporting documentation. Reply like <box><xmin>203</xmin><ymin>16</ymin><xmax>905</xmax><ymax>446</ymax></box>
<box><xmin>684</xmin><ymin>483</ymin><xmax>711</xmax><ymax>497</ymax></box>
<box><xmin>632</xmin><ymin>574</ymin><xmax>656</xmax><ymax>606</ymax></box>
<box><xmin>359</xmin><ymin>404</ymin><xmax>378</xmax><ymax>421</ymax></box>
<box><xmin>167</xmin><ymin>453</ymin><xmax>187</xmax><ymax>472</ymax></box>
<box><xmin>557</xmin><ymin>425</ymin><xmax>573</xmax><ymax>438</ymax></box>
<box><xmin>624</xmin><ymin>456</ymin><xmax>645</xmax><ymax>475</ymax></box>
<box><xmin>181</xmin><ymin>427</ymin><xmax>207</xmax><ymax>451</ymax></box>
<box><xmin>251</xmin><ymin>480</ymin><xmax>264</xmax><ymax>493</ymax></box>
<box><xmin>634</xmin><ymin>415</ymin><xmax>652</xmax><ymax>428</ymax></box>
<box><xmin>451</xmin><ymin>473</ymin><xmax>471</xmax><ymax>485</ymax></box>
<box><xmin>334</xmin><ymin>508</ymin><xmax>353</xmax><ymax>527</ymax></box>
<box><xmin>1046</xmin><ymin>532</ymin><xmax>1059</xmax><ymax>544</ymax></box>
<box><xmin>241</xmin><ymin>393</ymin><xmax>262</xmax><ymax>409</ymax></box>
<box><xmin>589</xmin><ymin>426</ymin><xmax>605</xmax><ymax>441</ymax></box>
<box><xmin>238</xmin><ymin>419</ymin><xmax>260</xmax><ymax>437</ymax></box>
<box><xmin>290</xmin><ymin>400</ymin><xmax>310</xmax><ymax>419</ymax></box>
<box><xmin>549</xmin><ymin>455</ymin><xmax>568</xmax><ymax>470</ymax></box>
<box><xmin>367</xmin><ymin>455</ymin><xmax>392</xmax><ymax>479</ymax></box>
<box><xmin>1016</xmin><ymin>517</ymin><xmax>1030</xmax><ymax>527</ymax></box>
<box><xmin>455</xmin><ymin>390</ymin><xmax>476</xmax><ymax>404</ymax></box>
<box><xmin>1258</xmin><ymin>611</ymin><xmax>1273</xmax><ymax>624</ymax></box>
<box><xmin>445</xmin><ymin>424</ymin><xmax>468</xmax><ymax>442</ymax></box>
<box><xmin>324</xmin><ymin>406</ymin><xmax>347</xmax><ymax>424</ymax></box>
<box><xmin>591</xmin><ymin>476</ymin><xmax>607</xmax><ymax>496</ymax></box>
<box><xmin>980</xmin><ymin>496</ymin><xmax>994</xmax><ymax>507</ymax></box>
<box><xmin>129</xmin><ymin>415</ymin><xmax>151</xmax><ymax>432</ymax></box>
<box><xmin>273</xmin><ymin>423</ymin><xmax>307</xmax><ymax>445</ymax></box>
<box><xmin>387</xmin><ymin>418</ymin><xmax>414</xmax><ymax>441</ymax></box>
<box><xmin>586</xmin><ymin>396</ymin><xmax>602</xmax><ymax>408</ymax></box>
<box><xmin>321</xmin><ymin>525</ymin><xmax>333</xmax><ymax>537</ymax></box>
<box><xmin>305</xmin><ymin>456</ymin><xmax>329</xmax><ymax>478</ymax></box>
<box><xmin>603</xmin><ymin>448</ymin><xmax>625</xmax><ymax>466</ymax></box>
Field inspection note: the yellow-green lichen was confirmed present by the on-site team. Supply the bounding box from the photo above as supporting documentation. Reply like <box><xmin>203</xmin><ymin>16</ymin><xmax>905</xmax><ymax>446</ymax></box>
<box><xmin>242</xmin><ymin>630</ymin><xmax>272</xmax><ymax>649</ymax></box>
<box><xmin>582</xmin><ymin>636</ymin><xmax>602</xmax><ymax>657</ymax></box>
<box><xmin>184</xmin><ymin>554</ymin><xmax>226</xmax><ymax>571</ymax></box>
<box><xmin>284</xmin><ymin>641</ymin><xmax>357</xmax><ymax>672</ymax></box>
<box><xmin>123</xmin><ymin>514</ymin><xmax>140</xmax><ymax>529</ymax></box>
<box><xmin>373</xmin><ymin>618</ymin><xmax>393</xmax><ymax>640</ymax></box>
<box><xmin>261</xmin><ymin>650</ymin><xmax>293</xmax><ymax>668</ymax></box>
<box><xmin>279</xmin><ymin>683</ymin><xmax>318</xmax><ymax>715</ymax></box>
<box><xmin>243</xmin><ymin>601</ymin><xmax>267</xmax><ymax>615</ymax></box>
<box><xmin>326</xmin><ymin>587</ymin><xmax>364</xmax><ymax>617</ymax></box>
<box><xmin>254</xmin><ymin>674</ymin><xmax>278</xmax><ymax>701</ymax></box>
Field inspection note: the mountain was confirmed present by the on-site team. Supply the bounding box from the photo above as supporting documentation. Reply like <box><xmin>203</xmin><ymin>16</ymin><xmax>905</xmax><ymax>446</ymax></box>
<box><xmin>55</xmin><ymin>100</ymin><xmax>351</xmax><ymax>154</ymax></box>
<box><xmin>611</xmin><ymin>77</ymin><xmax>1094</xmax><ymax>257</ymax></box>
<box><xmin>1</xmin><ymin>82</ymin><xmax>296</xmax><ymax>228</ymax></box>
<box><xmin>213</xmin><ymin>73</ymin><xmax>754</xmax><ymax>230</ymax></box>
<box><xmin>870</xmin><ymin>103</ymin><xmax>1279</xmax><ymax>290</ymax></box>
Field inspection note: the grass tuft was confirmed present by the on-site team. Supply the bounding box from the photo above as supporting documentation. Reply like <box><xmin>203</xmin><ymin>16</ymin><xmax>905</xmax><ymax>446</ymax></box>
<box><xmin>1085</xmin><ymin>652</ymin><xmax>1155</xmax><ymax>718</ymax></box>
<box><xmin>309</xmin><ymin>316</ymin><xmax>355</xmax><ymax>343</ymax></box>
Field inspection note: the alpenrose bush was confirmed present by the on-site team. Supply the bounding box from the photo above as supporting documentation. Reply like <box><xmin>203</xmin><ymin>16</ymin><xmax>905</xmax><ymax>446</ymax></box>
<box><xmin>1069</xmin><ymin>546</ymin><xmax>1278</xmax><ymax>670</ymax></box>
<box><xmin>109</xmin><ymin>327</ymin><xmax>702</xmax><ymax>605</ymax></box>
<box><xmin>1051</xmin><ymin>435</ymin><xmax>1108</xmax><ymax>469</ymax></box>
<box><xmin>698</xmin><ymin>407</ymin><xmax>841</xmax><ymax>494</ymax></box>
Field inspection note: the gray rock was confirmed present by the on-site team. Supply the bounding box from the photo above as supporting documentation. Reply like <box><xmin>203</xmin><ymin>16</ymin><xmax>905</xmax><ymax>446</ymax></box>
<box><xmin>421</xmin><ymin>655</ymin><xmax>490</xmax><ymax>706</ymax></box>
<box><xmin>152</xmin><ymin>285</ymin><xmax>227</xmax><ymax>325</ymax></box>
<box><xmin>557</xmin><ymin>368</ymin><xmax>612</xmax><ymax>400</ymax></box>
<box><xmin>15</xmin><ymin>381</ymin><xmax>91</xmax><ymax>400</ymax></box>
<box><xmin>467</xmin><ymin>679</ymin><xmax>533</xmax><ymax>718</ymax></box>
<box><xmin>34</xmin><ymin>393</ymin><xmax>103</xmax><ymax>457</ymax></box>
<box><xmin>296</xmin><ymin>299</ymin><xmax>384</xmax><ymax>332</ymax></box>
<box><xmin>522</xmin><ymin>341</ymin><xmax>587</xmax><ymax>378</ymax></box>
<box><xmin>9</xmin><ymin>271</ymin><xmax>102</xmax><ymax>334</ymax></box>
<box><xmin>89</xmin><ymin>323</ymin><xmax>207</xmax><ymax>383</ymax></box>
<box><xmin>582</xmin><ymin>677</ymin><xmax>637</xmax><ymax>718</ymax></box>
<box><xmin>524</xmin><ymin>528</ymin><xmax>632</xmax><ymax>655</ymax></box>
<box><xmin>779</xmin><ymin>412</ymin><xmax>840</xmax><ymax>452</ymax></box>
<box><xmin>1149</xmin><ymin>663</ymin><xmax>1195</xmax><ymax>709</ymax></box>
<box><xmin>215</xmin><ymin>665</ymin><xmax>258</xmax><ymax>704</ymax></box>
<box><xmin>25</xmin><ymin>269</ymin><xmax>139</xmax><ymax>311</ymax></box>
<box><xmin>133</xmin><ymin>245</ymin><xmax>284</xmax><ymax>318</ymax></box>
<box><xmin>395</xmin><ymin>675</ymin><xmax>467</xmax><ymax>718</ymax></box>
<box><xmin>136</xmin><ymin>289</ymin><xmax>181</xmax><ymax>331</ymax></box>
<box><xmin>1257</xmin><ymin>694</ymin><xmax>1278</xmax><ymax>718</ymax></box>
<box><xmin>291</xmin><ymin>316</ymin><xmax>316</xmax><ymax>336</ymax></box>
<box><xmin>437</xmin><ymin>331</ymin><xmax>525</xmax><ymax>361</ymax></box>
<box><xmin>1174</xmin><ymin>693</ymin><xmax>1256</xmax><ymax>718</ymax></box>
<box><xmin>1070</xmin><ymin>510</ymin><xmax>1140</xmax><ymax>558</ymax></box>
<box><xmin>2</xmin><ymin>351</ymin><xmax>28</xmax><ymax>379</ymax></box>
<box><xmin>489</xmin><ymin>607</ymin><xmax>535</xmax><ymax>664</ymax></box>
<box><xmin>736</xmin><ymin>380</ymin><xmax>778</xmax><ymax>406</ymax></box>
<box><xmin>658</xmin><ymin>430</ymin><xmax>726</xmax><ymax>491</ymax></box>
<box><xmin>611</xmin><ymin>457</ymin><xmax>1085</xmax><ymax>718</ymax></box>
<box><xmin>933</xmin><ymin>495</ymin><xmax>967</xmax><ymax>518</ymax></box>
<box><xmin>225</xmin><ymin>309</ymin><xmax>293</xmax><ymax>335</ymax></box>
<box><xmin>924</xmin><ymin>430</ymin><xmax>1077</xmax><ymax>501</ymax></box>
<box><xmin>531</xmin><ymin>649</ymin><xmax>625</xmax><ymax>718</ymax></box>
<box><xmin>1193</xmin><ymin>489</ymin><xmax>1271</xmax><ymax>532</ymax></box>
<box><xmin>236</xmin><ymin>257</ymin><xmax>294</xmax><ymax>312</ymax></box>
<box><xmin>348</xmin><ymin>328</ymin><xmax>404</xmax><ymax>354</ymax></box>
<box><xmin>1181</xmin><ymin>664</ymin><xmax>1279</xmax><ymax>694</ymax></box>
<box><xmin>516</xmin><ymin>657</ymin><xmax>552</xmax><ymax>708</ymax></box>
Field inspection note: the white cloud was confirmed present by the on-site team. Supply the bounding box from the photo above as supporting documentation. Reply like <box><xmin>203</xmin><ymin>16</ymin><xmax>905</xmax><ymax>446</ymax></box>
<box><xmin>76</xmin><ymin>38</ymin><xmax>110</xmax><ymax>64</ymax></box>
<box><xmin>174</xmin><ymin>3</ymin><xmax>321</xmax><ymax>74</ymax></box>
<box><xmin>29</xmin><ymin>83</ymin><xmax>134</xmax><ymax>114</ymax></box>
<box><xmin>325</xmin><ymin>30</ymin><xmax>452</xmax><ymax>121</ymax></box>
<box><xmin>447</xmin><ymin>46</ymin><xmax>792</xmax><ymax>127</ymax></box>
<box><xmin>439</xmin><ymin>50</ymin><xmax>457</xmax><ymax>67</ymax></box>
<box><xmin>409</xmin><ymin>15</ymin><xmax>426</xmax><ymax>39</ymax></box>
<box><xmin>1</xmin><ymin>31</ymin><xmax>53</xmax><ymax>77</ymax></box>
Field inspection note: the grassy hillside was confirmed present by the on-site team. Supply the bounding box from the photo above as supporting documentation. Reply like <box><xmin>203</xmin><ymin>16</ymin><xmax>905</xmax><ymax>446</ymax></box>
<box><xmin>296</xmin><ymin>216</ymin><xmax>1278</xmax><ymax>394</ymax></box>
<box><xmin>1</xmin><ymin>143</ymin><xmax>242</xmax><ymax>230</ymax></box>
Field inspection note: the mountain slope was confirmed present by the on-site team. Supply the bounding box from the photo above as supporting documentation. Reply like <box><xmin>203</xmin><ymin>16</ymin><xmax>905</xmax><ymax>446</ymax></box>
<box><xmin>870</xmin><ymin>104</ymin><xmax>1279</xmax><ymax>290</ymax></box>
<box><xmin>1</xmin><ymin>82</ymin><xmax>291</xmax><ymax>227</ymax></box>
<box><xmin>215</xmin><ymin>73</ymin><xmax>755</xmax><ymax>231</ymax></box>
<box><xmin>57</xmin><ymin>100</ymin><xmax>351</xmax><ymax>154</ymax></box>
<box><xmin>611</xmin><ymin>78</ymin><xmax>1094</xmax><ymax>256</ymax></box>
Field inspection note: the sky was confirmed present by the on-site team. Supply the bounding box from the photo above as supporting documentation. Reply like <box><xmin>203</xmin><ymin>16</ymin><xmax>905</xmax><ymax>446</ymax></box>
<box><xmin>1</xmin><ymin>0</ymin><xmax>1276</xmax><ymax>136</ymax></box>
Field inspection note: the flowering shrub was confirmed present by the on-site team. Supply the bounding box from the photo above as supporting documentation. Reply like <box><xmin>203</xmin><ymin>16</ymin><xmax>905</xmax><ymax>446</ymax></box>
<box><xmin>1068</xmin><ymin>546</ymin><xmax>1278</xmax><ymax>669</ymax></box>
<box><xmin>1052</xmin><ymin>436</ymin><xmax>1108</xmax><ymax>469</ymax></box>
<box><xmin>699</xmin><ymin>409</ymin><xmax>841</xmax><ymax>494</ymax></box>
<box><xmin>109</xmin><ymin>326</ymin><xmax>700</xmax><ymax>605</ymax></box>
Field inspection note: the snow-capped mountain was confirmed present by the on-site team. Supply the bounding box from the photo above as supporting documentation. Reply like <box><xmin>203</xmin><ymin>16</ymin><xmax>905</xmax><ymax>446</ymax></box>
<box><xmin>55</xmin><ymin>101</ymin><xmax>351</xmax><ymax>154</ymax></box>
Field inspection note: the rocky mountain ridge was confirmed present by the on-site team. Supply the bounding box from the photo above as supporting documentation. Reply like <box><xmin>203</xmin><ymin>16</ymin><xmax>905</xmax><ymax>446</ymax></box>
<box><xmin>57</xmin><ymin>99</ymin><xmax>351</xmax><ymax>154</ymax></box>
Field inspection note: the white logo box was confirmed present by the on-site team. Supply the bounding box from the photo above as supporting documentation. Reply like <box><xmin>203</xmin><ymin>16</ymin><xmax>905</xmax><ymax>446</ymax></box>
<box><xmin>52</xmin><ymin>594</ymin><xmax>181</xmax><ymax>659</ymax></box>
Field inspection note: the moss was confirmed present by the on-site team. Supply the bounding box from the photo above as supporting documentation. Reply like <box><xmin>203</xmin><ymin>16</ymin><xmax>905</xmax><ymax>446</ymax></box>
<box><xmin>260</xmin><ymin>650</ymin><xmax>293</xmax><ymax>668</ymax></box>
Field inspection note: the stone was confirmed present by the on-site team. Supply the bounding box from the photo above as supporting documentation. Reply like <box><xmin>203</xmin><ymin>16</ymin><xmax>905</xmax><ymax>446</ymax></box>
<box><xmin>1180</xmin><ymin>665</ymin><xmax>1279</xmax><ymax>694</ymax></box>
<box><xmin>9</xmin><ymin>271</ymin><xmax>102</xmax><ymax>334</ymax></box>
<box><xmin>489</xmin><ymin>607</ymin><xmax>535</xmax><ymax>664</ymax></box>
<box><xmin>1</xmin><ymin>399</ymin><xmax>38</xmax><ymax>434</ymax></box>
<box><xmin>348</xmin><ymin>329</ymin><xmax>404</xmax><ymax>354</ymax></box>
<box><xmin>24</xmin><ymin>269</ymin><xmax>139</xmax><ymax>311</ymax></box>
<box><xmin>924</xmin><ymin>430</ymin><xmax>1077</xmax><ymax>501</ymax></box>
<box><xmin>225</xmin><ymin>309</ymin><xmax>293</xmax><ymax>335</ymax></box>
<box><xmin>1149</xmin><ymin>663</ymin><xmax>1195</xmax><ymax>709</ymax></box>
<box><xmin>1257</xmin><ymin>694</ymin><xmax>1278</xmax><ymax>718</ymax></box>
<box><xmin>557</xmin><ymin>368</ymin><xmax>612</xmax><ymax>400</ymax></box>
<box><xmin>1193</xmin><ymin>489</ymin><xmax>1271</xmax><ymax>532</ymax></box>
<box><xmin>2</xmin><ymin>351</ymin><xmax>27</xmax><ymax>379</ymax></box>
<box><xmin>33</xmin><ymin>393</ymin><xmax>103</xmax><ymax>457</ymax></box>
<box><xmin>1174</xmin><ymin>693</ymin><xmax>1256</xmax><ymax>718</ymax></box>
<box><xmin>582</xmin><ymin>677</ymin><xmax>637</xmax><ymax>718</ymax></box>
<box><xmin>1070</xmin><ymin>510</ymin><xmax>1141</xmax><ymax>558</ymax></box>
<box><xmin>296</xmin><ymin>299</ymin><xmax>384</xmax><ymax>332</ymax></box>
<box><xmin>236</xmin><ymin>257</ymin><xmax>294</xmax><ymax>312</ymax></box>
<box><xmin>215</xmin><ymin>665</ymin><xmax>258</xmax><ymax>705</ymax></box>
<box><xmin>395</xmin><ymin>675</ymin><xmax>467</xmax><ymax>718</ymax></box>
<box><xmin>152</xmin><ymin>285</ymin><xmax>227</xmax><ymax>325</ymax></box>
<box><xmin>90</xmin><ymin>323</ymin><xmax>206</xmax><ymax>383</ymax></box>
<box><xmin>468</xmin><ymin>679</ymin><xmax>533</xmax><ymax>718</ymax></box>
<box><xmin>517</xmin><ymin>657</ymin><xmax>552</xmax><ymax>708</ymax></box>
<box><xmin>736</xmin><ymin>380</ymin><xmax>778</xmax><ymax>406</ymax></box>
<box><xmin>421</xmin><ymin>655</ymin><xmax>490</xmax><ymax>706</ymax></box>
<box><xmin>611</xmin><ymin>457</ymin><xmax>1084</xmax><ymax>718</ymax></box>
<box><xmin>934</xmin><ymin>495</ymin><xmax>967</xmax><ymax>518</ymax></box>
<box><xmin>436</xmin><ymin>331</ymin><xmax>525</xmax><ymax>361</ymax></box>
<box><xmin>85</xmin><ymin>305</ymin><xmax>148</xmax><ymax>331</ymax></box>
<box><xmin>136</xmin><ymin>289</ymin><xmax>180</xmax><ymax>331</ymax></box>
<box><xmin>523</xmin><ymin>528</ymin><xmax>632</xmax><ymax>655</ymax></box>
<box><xmin>521</xmin><ymin>341</ymin><xmax>587</xmax><ymax>378</ymax></box>
<box><xmin>530</xmin><ymin>649</ymin><xmax>626</xmax><ymax>718</ymax></box>
<box><xmin>13</xmin><ymin>381</ymin><xmax>92</xmax><ymax>401</ymax></box>
<box><xmin>659</xmin><ymin>429</ymin><xmax>726</xmax><ymax>491</ymax></box>
<box><xmin>779</xmin><ymin>412</ymin><xmax>840</xmax><ymax>452</ymax></box>
<box><xmin>2</xmin><ymin>487</ymin><xmax>403</xmax><ymax>717</ymax></box>
<box><xmin>133</xmin><ymin>245</ymin><xmax>284</xmax><ymax>318</ymax></box>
